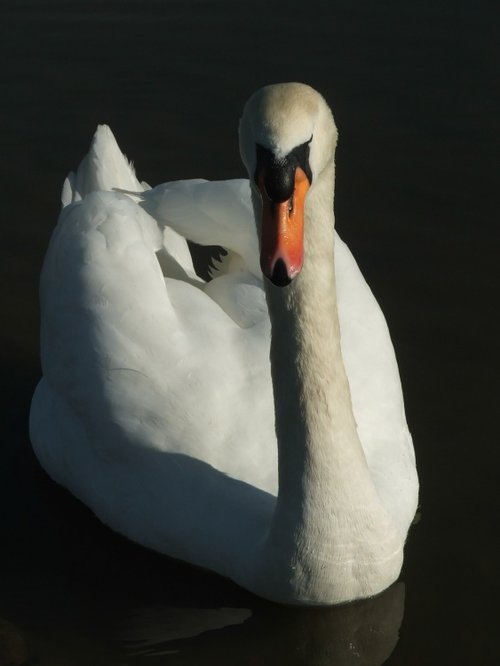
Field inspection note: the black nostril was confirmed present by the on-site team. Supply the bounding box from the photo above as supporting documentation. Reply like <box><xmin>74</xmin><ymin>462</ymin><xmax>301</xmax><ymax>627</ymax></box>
<box><xmin>271</xmin><ymin>259</ymin><xmax>291</xmax><ymax>287</ymax></box>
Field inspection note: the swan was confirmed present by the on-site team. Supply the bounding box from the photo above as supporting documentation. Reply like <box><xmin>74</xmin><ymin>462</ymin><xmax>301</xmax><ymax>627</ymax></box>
<box><xmin>30</xmin><ymin>83</ymin><xmax>418</xmax><ymax>605</ymax></box>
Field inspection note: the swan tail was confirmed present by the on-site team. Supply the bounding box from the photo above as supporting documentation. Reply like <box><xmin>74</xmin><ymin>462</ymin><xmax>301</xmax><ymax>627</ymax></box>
<box><xmin>61</xmin><ymin>125</ymin><xmax>144</xmax><ymax>208</ymax></box>
<box><xmin>59</xmin><ymin>127</ymin><xmax>199</xmax><ymax>280</ymax></box>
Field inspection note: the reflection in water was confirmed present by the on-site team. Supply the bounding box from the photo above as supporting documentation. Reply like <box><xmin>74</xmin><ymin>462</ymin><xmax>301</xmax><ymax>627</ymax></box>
<box><xmin>119</xmin><ymin>606</ymin><xmax>252</xmax><ymax>656</ymax></box>
<box><xmin>0</xmin><ymin>581</ymin><xmax>404</xmax><ymax>665</ymax></box>
<box><xmin>116</xmin><ymin>583</ymin><xmax>404</xmax><ymax>665</ymax></box>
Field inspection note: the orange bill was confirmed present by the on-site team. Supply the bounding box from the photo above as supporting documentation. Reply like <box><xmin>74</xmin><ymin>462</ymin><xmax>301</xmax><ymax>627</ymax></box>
<box><xmin>258</xmin><ymin>167</ymin><xmax>310</xmax><ymax>286</ymax></box>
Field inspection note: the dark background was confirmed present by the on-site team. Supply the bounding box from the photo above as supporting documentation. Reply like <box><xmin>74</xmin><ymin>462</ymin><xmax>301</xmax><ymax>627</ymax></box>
<box><xmin>1</xmin><ymin>1</ymin><xmax>498</xmax><ymax>663</ymax></box>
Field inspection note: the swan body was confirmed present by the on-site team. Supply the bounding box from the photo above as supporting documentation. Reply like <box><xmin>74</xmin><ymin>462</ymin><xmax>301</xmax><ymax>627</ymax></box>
<box><xmin>30</xmin><ymin>83</ymin><xmax>418</xmax><ymax>605</ymax></box>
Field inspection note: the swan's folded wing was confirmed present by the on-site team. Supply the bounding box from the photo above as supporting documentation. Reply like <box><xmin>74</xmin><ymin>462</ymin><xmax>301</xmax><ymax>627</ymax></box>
<box><xmin>32</xmin><ymin>191</ymin><xmax>276</xmax><ymax>495</ymax></box>
<box><xmin>140</xmin><ymin>179</ymin><xmax>261</xmax><ymax>278</ymax></box>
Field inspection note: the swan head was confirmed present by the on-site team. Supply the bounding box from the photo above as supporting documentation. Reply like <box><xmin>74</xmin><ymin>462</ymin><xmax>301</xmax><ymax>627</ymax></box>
<box><xmin>239</xmin><ymin>83</ymin><xmax>338</xmax><ymax>287</ymax></box>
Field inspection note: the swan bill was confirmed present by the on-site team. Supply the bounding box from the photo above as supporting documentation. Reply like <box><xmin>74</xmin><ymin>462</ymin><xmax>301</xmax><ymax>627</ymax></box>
<box><xmin>258</xmin><ymin>166</ymin><xmax>310</xmax><ymax>286</ymax></box>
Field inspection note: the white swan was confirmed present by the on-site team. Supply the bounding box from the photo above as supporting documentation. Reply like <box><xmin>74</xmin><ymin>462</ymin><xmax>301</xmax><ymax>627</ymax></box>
<box><xmin>30</xmin><ymin>83</ymin><xmax>418</xmax><ymax>605</ymax></box>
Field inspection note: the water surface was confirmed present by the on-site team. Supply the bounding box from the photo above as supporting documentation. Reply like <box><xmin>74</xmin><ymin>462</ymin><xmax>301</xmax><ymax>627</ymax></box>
<box><xmin>1</xmin><ymin>1</ymin><xmax>498</xmax><ymax>663</ymax></box>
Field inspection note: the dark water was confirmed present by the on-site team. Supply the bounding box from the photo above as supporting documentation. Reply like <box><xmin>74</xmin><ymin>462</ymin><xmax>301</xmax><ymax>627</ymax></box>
<box><xmin>1</xmin><ymin>1</ymin><xmax>498</xmax><ymax>663</ymax></box>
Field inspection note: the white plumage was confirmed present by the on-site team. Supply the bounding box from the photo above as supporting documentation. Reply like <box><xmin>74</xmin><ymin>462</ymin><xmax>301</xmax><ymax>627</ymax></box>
<box><xmin>30</xmin><ymin>83</ymin><xmax>418</xmax><ymax>605</ymax></box>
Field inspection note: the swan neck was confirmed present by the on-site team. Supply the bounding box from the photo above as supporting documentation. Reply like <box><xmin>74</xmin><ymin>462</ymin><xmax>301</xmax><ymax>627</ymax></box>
<box><xmin>266</xmin><ymin>165</ymin><xmax>368</xmax><ymax>516</ymax></box>
<box><xmin>256</xmin><ymin>164</ymin><xmax>401</xmax><ymax>603</ymax></box>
